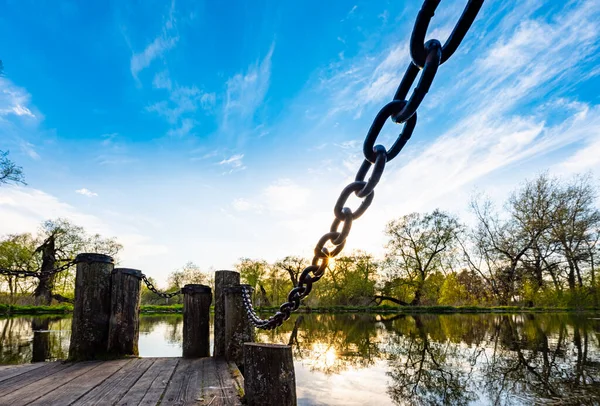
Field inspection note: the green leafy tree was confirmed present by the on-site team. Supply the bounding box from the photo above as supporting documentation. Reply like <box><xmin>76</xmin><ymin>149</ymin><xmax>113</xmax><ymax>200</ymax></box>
<box><xmin>0</xmin><ymin>234</ymin><xmax>38</xmax><ymax>303</ymax></box>
<box><xmin>385</xmin><ymin>210</ymin><xmax>461</xmax><ymax>305</ymax></box>
<box><xmin>236</xmin><ymin>258</ymin><xmax>270</xmax><ymax>306</ymax></box>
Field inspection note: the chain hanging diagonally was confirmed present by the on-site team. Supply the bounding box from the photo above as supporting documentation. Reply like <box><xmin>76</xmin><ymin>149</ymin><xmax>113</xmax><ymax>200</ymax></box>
<box><xmin>141</xmin><ymin>274</ymin><xmax>182</xmax><ymax>299</ymax></box>
<box><xmin>241</xmin><ymin>0</ymin><xmax>485</xmax><ymax>330</ymax></box>
<box><xmin>0</xmin><ymin>258</ymin><xmax>76</xmax><ymax>279</ymax></box>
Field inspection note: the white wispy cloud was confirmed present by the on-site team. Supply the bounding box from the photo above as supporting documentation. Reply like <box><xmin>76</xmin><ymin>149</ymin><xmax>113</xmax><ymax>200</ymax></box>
<box><xmin>222</xmin><ymin>44</ymin><xmax>275</xmax><ymax>131</ymax></box>
<box><xmin>166</xmin><ymin>118</ymin><xmax>195</xmax><ymax>137</ymax></box>
<box><xmin>0</xmin><ymin>77</ymin><xmax>37</xmax><ymax>119</ymax></box>
<box><xmin>76</xmin><ymin>188</ymin><xmax>98</xmax><ymax>197</ymax></box>
<box><xmin>152</xmin><ymin>71</ymin><xmax>173</xmax><ymax>90</ymax></box>
<box><xmin>130</xmin><ymin>36</ymin><xmax>178</xmax><ymax>80</ymax></box>
<box><xmin>130</xmin><ymin>1</ymin><xmax>178</xmax><ymax>80</ymax></box>
<box><xmin>147</xmin><ymin>85</ymin><xmax>215</xmax><ymax>124</ymax></box>
<box><xmin>219</xmin><ymin>154</ymin><xmax>244</xmax><ymax>166</ymax></box>
<box><xmin>218</xmin><ymin>153</ymin><xmax>247</xmax><ymax>174</ymax></box>
<box><xmin>19</xmin><ymin>141</ymin><xmax>40</xmax><ymax>160</ymax></box>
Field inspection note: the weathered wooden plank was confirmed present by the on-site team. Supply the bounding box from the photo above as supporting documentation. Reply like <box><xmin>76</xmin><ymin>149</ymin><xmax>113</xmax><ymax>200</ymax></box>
<box><xmin>0</xmin><ymin>358</ymin><xmax>242</xmax><ymax>406</ymax></box>
<box><xmin>116</xmin><ymin>358</ymin><xmax>179</xmax><ymax>406</ymax></box>
<box><xmin>214</xmin><ymin>359</ymin><xmax>243</xmax><ymax>406</ymax></box>
<box><xmin>0</xmin><ymin>362</ymin><xmax>48</xmax><ymax>383</ymax></box>
<box><xmin>202</xmin><ymin>357</ymin><xmax>238</xmax><ymax>406</ymax></box>
<box><xmin>139</xmin><ymin>358</ymin><xmax>179</xmax><ymax>405</ymax></box>
<box><xmin>159</xmin><ymin>358</ymin><xmax>200</xmax><ymax>405</ymax></box>
<box><xmin>29</xmin><ymin>358</ymin><xmax>132</xmax><ymax>406</ymax></box>
<box><xmin>0</xmin><ymin>361</ymin><xmax>102</xmax><ymax>406</ymax></box>
<box><xmin>0</xmin><ymin>362</ymin><xmax>73</xmax><ymax>397</ymax></box>
<box><xmin>76</xmin><ymin>358</ymin><xmax>155</xmax><ymax>406</ymax></box>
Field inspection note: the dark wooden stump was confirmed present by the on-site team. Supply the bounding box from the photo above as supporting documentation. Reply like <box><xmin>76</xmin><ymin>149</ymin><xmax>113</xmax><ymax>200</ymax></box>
<box><xmin>108</xmin><ymin>268</ymin><xmax>142</xmax><ymax>356</ymax></box>
<box><xmin>68</xmin><ymin>253</ymin><xmax>114</xmax><ymax>361</ymax></box>
<box><xmin>244</xmin><ymin>343</ymin><xmax>297</xmax><ymax>406</ymax></box>
<box><xmin>31</xmin><ymin>318</ymin><xmax>50</xmax><ymax>362</ymax></box>
<box><xmin>214</xmin><ymin>270</ymin><xmax>240</xmax><ymax>357</ymax></box>
<box><xmin>182</xmin><ymin>284</ymin><xmax>212</xmax><ymax>358</ymax></box>
<box><xmin>224</xmin><ymin>284</ymin><xmax>254</xmax><ymax>372</ymax></box>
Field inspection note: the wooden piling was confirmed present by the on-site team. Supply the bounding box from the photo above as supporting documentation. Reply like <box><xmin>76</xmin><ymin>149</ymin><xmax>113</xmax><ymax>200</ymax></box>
<box><xmin>108</xmin><ymin>268</ymin><xmax>142</xmax><ymax>356</ymax></box>
<box><xmin>68</xmin><ymin>253</ymin><xmax>114</xmax><ymax>361</ymax></box>
<box><xmin>182</xmin><ymin>284</ymin><xmax>212</xmax><ymax>358</ymax></box>
<box><xmin>214</xmin><ymin>270</ymin><xmax>240</xmax><ymax>357</ymax></box>
<box><xmin>244</xmin><ymin>343</ymin><xmax>297</xmax><ymax>406</ymax></box>
<box><xmin>224</xmin><ymin>284</ymin><xmax>254</xmax><ymax>371</ymax></box>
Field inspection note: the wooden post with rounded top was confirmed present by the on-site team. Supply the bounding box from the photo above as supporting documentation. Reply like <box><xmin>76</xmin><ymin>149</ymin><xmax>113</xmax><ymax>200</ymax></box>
<box><xmin>108</xmin><ymin>267</ymin><xmax>142</xmax><ymax>356</ymax></box>
<box><xmin>224</xmin><ymin>284</ymin><xmax>255</xmax><ymax>371</ymax></box>
<box><xmin>244</xmin><ymin>343</ymin><xmax>297</xmax><ymax>406</ymax></box>
<box><xmin>214</xmin><ymin>270</ymin><xmax>240</xmax><ymax>357</ymax></box>
<box><xmin>68</xmin><ymin>253</ymin><xmax>114</xmax><ymax>361</ymax></box>
<box><xmin>182</xmin><ymin>284</ymin><xmax>212</xmax><ymax>358</ymax></box>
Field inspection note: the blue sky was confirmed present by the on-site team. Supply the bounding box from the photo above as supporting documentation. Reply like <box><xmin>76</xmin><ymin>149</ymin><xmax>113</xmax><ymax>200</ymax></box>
<box><xmin>1</xmin><ymin>0</ymin><xmax>600</xmax><ymax>286</ymax></box>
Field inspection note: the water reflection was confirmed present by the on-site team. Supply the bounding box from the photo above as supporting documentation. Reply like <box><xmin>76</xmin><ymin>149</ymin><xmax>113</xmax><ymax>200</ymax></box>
<box><xmin>0</xmin><ymin>313</ymin><xmax>598</xmax><ymax>405</ymax></box>
<box><xmin>256</xmin><ymin>313</ymin><xmax>600</xmax><ymax>405</ymax></box>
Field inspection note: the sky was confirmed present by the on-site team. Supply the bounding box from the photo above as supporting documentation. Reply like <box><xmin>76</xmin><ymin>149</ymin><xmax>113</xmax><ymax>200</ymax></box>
<box><xmin>1</xmin><ymin>0</ymin><xmax>600</xmax><ymax>287</ymax></box>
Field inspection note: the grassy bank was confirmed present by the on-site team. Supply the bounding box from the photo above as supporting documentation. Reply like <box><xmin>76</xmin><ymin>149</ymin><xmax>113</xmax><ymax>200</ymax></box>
<box><xmin>251</xmin><ymin>304</ymin><xmax>600</xmax><ymax>314</ymax></box>
<box><xmin>1</xmin><ymin>303</ymin><xmax>598</xmax><ymax>315</ymax></box>
<box><xmin>0</xmin><ymin>304</ymin><xmax>73</xmax><ymax>315</ymax></box>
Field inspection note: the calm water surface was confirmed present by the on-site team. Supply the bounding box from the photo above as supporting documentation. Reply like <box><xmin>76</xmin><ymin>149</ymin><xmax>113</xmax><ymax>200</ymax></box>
<box><xmin>0</xmin><ymin>313</ymin><xmax>598</xmax><ymax>405</ymax></box>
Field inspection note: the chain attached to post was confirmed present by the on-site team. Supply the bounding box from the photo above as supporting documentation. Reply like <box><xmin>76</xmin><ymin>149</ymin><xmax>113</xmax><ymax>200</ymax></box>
<box><xmin>141</xmin><ymin>274</ymin><xmax>181</xmax><ymax>299</ymax></box>
<box><xmin>0</xmin><ymin>259</ymin><xmax>76</xmax><ymax>279</ymax></box>
<box><xmin>241</xmin><ymin>0</ymin><xmax>484</xmax><ymax>330</ymax></box>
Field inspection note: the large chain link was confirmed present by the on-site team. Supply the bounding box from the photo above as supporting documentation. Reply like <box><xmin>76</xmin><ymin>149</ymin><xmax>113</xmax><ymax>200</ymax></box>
<box><xmin>141</xmin><ymin>274</ymin><xmax>181</xmax><ymax>299</ymax></box>
<box><xmin>241</xmin><ymin>0</ymin><xmax>484</xmax><ymax>330</ymax></box>
<box><xmin>0</xmin><ymin>259</ymin><xmax>76</xmax><ymax>279</ymax></box>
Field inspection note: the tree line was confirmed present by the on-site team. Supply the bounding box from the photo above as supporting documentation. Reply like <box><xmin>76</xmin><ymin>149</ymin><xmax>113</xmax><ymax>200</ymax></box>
<box><xmin>233</xmin><ymin>173</ymin><xmax>600</xmax><ymax>308</ymax></box>
<box><xmin>1</xmin><ymin>172</ymin><xmax>598</xmax><ymax>308</ymax></box>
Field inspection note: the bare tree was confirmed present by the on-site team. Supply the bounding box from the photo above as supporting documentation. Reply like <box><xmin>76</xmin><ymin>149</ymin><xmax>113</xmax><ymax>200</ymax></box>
<box><xmin>550</xmin><ymin>175</ymin><xmax>600</xmax><ymax>293</ymax></box>
<box><xmin>0</xmin><ymin>150</ymin><xmax>25</xmax><ymax>186</ymax></box>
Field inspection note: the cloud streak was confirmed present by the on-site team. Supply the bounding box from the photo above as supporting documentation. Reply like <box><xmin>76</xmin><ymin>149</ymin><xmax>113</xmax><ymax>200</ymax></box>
<box><xmin>129</xmin><ymin>0</ymin><xmax>178</xmax><ymax>80</ymax></box>
<box><xmin>221</xmin><ymin>44</ymin><xmax>275</xmax><ymax>133</ymax></box>
<box><xmin>76</xmin><ymin>188</ymin><xmax>98</xmax><ymax>197</ymax></box>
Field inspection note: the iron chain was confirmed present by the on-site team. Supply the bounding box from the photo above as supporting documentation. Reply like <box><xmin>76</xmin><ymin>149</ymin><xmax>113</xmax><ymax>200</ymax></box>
<box><xmin>0</xmin><ymin>259</ymin><xmax>76</xmax><ymax>279</ymax></box>
<box><xmin>141</xmin><ymin>274</ymin><xmax>181</xmax><ymax>299</ymax></box>
<box><xmin>244</xmin><ymin>0</ymin><xmax>484</xmax><ymax>330</ymax></box>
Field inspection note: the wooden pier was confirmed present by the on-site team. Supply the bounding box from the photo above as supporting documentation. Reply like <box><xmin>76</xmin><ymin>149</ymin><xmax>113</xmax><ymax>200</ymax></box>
<box><xmin>0</xmin><ymin>357</ymin><xmax>243</xmax><ymax>406</ymax></box>
<box><xmin>0</xmin><ymin>257</ymin><xmax>297</xmax><ymax>406</ymax></box>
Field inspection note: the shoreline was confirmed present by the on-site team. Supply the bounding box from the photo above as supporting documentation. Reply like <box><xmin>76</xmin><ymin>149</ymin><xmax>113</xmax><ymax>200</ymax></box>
<box><xmin>0</xmin><ymin>303</ymin><xmax>598</xmax><ymax>316</ymax></box>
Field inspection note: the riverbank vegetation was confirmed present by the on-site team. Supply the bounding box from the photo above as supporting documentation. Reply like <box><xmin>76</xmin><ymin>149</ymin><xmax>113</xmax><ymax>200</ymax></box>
<box><xmin>1</xmin><ymin>173</ymin><xmax>599</xmax><ymax>310</ymax></box>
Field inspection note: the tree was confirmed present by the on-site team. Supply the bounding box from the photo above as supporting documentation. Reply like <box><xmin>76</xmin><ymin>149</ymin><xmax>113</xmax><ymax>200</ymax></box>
<box><xmin>236</xmin><ymin>258</ymin><xmax>270</xmax><ymax>306</ymax></box>
<box><xmin>33</xmin><ymin>218</ymin><xmax>122</xmax><ymax>304</ymax></box>
<box><xmin>0</xmin><ymin>150</ymin><xmax>25</xmax><ymax>186</ymax></box>
<box><xmin>167</xmin><ymin>261</ymin><xmax>208</xmax><ymax>290</ymax></box>
<box><xmin>0</xmin><ymin>234</ymin><xmax>38</xmax><ymax>303</ymax></box>
<box><xmin>468</xmin><ymin>198</ymin><xmax>538</xmax><ymax>305</ymax></box>
<box><xmin>274</xmin><ymin>256</ymin><xmax>309</xmax><ymax>287</ymax></box>
<box><xmin>384</xmin><ymin>210</ymin><xmax>461</xmax><ymax>305</ymax></box>
<box><xmin>550</xmin><ymin>175</ymin><xmax>600</xmax><ymax>294</ymax></box>
<box><xmin>317</xmin><ymin>251</ymin><xmax>378</xmax><ymax>305</ymax></box>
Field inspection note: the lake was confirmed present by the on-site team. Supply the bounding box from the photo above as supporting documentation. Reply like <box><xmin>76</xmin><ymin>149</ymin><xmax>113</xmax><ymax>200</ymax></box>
<box><xmin>0</xmin><ymin>312</ymin><xmax>598</xmax><ymax>405</ymax></box>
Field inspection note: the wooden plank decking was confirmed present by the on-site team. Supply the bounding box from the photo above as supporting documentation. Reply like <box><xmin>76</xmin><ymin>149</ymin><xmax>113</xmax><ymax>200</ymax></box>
<box><xmin>0</xmin><ymin>358</ymin><xmax>243</xmax><ymax>406</ymax></box>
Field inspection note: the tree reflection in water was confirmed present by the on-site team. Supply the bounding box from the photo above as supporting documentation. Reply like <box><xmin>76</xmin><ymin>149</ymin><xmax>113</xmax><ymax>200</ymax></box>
<box><xmin>0</xmin><ymin>313</ymin><xmax>598</xmax><ymax>405</ymax></box>
<box><xmin>0</xmin><ymin>316</ymin><xmax>69</xmax><ymax>364</ymax></box>
<box><xmin>481</xmin><ymin>314</ymin><xmax>600</xmax><ymax>406</ymax></box>
<box><xmin>256</xmin><ymin>312</ymin><xmax>600</xmax><ymax>405</ymax></box>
